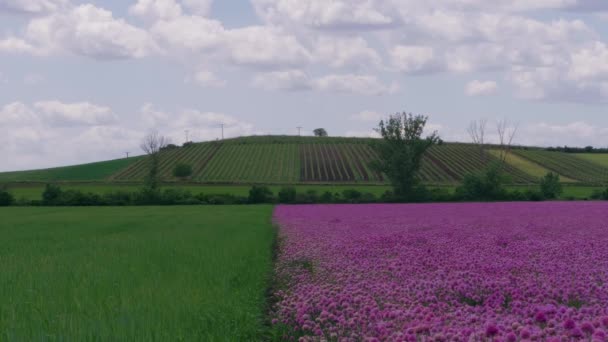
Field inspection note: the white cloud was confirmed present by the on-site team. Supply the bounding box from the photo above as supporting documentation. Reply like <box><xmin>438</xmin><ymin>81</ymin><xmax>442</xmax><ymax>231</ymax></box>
<box><xmin>150</xmin><ymin>15</ymin><xmax>224</xmax><ymax>52</ymax></box>
<box><xmin>252</xmin><ymin>72</ymin><xmax>398</xmax><ymax>96</ymax></box>
<box><xmin>0</xmin><ymin>100</ymin><xmax>256</xmax><ymax>171</ymax></box>
<box><xmin>351</xmin><ymin>110</ymin><xmax>383</xmax><ymax>122</ymax></box>
<box><xmin>0</xmin><ymin>0</ymin><xmax>68</xmax><ymax>14</ymax></box>
<box><xmin>314</xmin><ymin>74</ymin><xmax>398</xmax><ymax>96</ymax></box>
<box><xmin>138</xmin><ymin>103</ymin><xmax>255</xmax><ymax>142</ymax></box>
<box><xmin>252</xmin><ymin>0</ymin><xmax>395</xmax><ymax>30</ymax></box>
<box><xmin>519</xmin><ymin>121</ymin><xmax>608</xmax><ymax>147</ymax></box>
<box><xmin>390</xmin><ymin>45</ymin><xmax>437</xmax><ymax>73</ymax></box>
<box><xmin>33</xmin><ymin>101</ymin><xmax>117</xmax><ymax>126</ymax></box>
<box><xmin>251</xmin><ymin>70</ymin><xmax>312</xmax><ymax>91</ymax></box>
<box><xmin>182</xmin><ymin>0</ymin><xmax>213</xmax><ymax>16</ymax></box>
<box><xmin>224</xmin><ymin>26</ymin><xmax>310</xmax><ymax>68</ymax></box>
<box><xmin>312</xmin><ymin>36</ymin><xmax>382</xmax><ymax>69</ymax></box>
<box><xmin>129</xmin><ymin>0</ymin><xmax>183</xmax><ymax>21</ymax></box>
<box><xmin>1</xmin><ymin>4</ymin><xmax>158</xmax><ymax>59</ymax></box>
<box><xmin>465</xmin><ymin>80</ymin><xmax>498</xmax><ymax>96</ymax></box>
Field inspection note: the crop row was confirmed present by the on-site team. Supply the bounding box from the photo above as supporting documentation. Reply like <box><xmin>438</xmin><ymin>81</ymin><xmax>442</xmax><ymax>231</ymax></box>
<box><xmin>107</xmin><ymin>141</ymin><xmax>548</xmax><ymax>184</ymax></box>
<box><xmin>199</xmin><ymin>144</ymin><xmax>299</xmax><ymax>183</ymax></box>
<box><xmin>514</xmin><ymin>150</ymin><xmax>608</xmax><ymax>184</ymax></box>
<box><xmin>110</xmin><ymin>143</ymin><xmax>221</xmax><ymax>181</ymax></box>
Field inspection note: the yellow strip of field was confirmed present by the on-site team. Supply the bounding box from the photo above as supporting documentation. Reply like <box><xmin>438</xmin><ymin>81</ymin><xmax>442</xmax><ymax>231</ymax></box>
<box><xmin>488</xmin><ymin>150</ymin><xmax>577</xmax><ymax>183</ymax></box>
<box><xmin>575</xmin><ymin>154</ymin><xmax>608</xmax><ymax>168</ymax></box>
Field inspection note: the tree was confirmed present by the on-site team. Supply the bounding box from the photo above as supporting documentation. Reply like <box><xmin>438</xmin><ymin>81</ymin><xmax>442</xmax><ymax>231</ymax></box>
<box><xmin>173</xmin><ymin>163</ymin><xmax>193</xmax><ymax>179</ymax></box>
<box><xmin>141</xmin><ymin>131</ymin><xmax>171</xmax><ymax>191</ymax></box>
<box><xmin>496</xmin><ymin>119</ymin><xmax>519</xmax><ymax>165</ymax></box>
<box><xmin>313</xmin><ymin>128</ymin><xmax>328</xmax><ymax>137</ymax></box>
<box><xmin>468</xmin><ymin>119</ymin><xmax>487</xmax><ymax>161</ymax></box>
<box><xmin>0</xmin><ymin>187</ymin><xmax>14</xmax><ymax>206</ymax></box>
<box><xmin>540</xmin><ymin>172</ymin><xmax>563</xmax><ymax>199</ymax></box>
<box><xmin>371</xmin><ymin>112</ymin><xmax>439</xmax><ymax>200</ymax></box>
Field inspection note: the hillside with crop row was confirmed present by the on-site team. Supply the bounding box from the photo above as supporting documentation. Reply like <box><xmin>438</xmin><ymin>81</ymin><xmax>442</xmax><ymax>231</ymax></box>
<box><xmin>2</xmin><ymin>136</ymin><xmax>608</xmax><ymax>185</ymax></box>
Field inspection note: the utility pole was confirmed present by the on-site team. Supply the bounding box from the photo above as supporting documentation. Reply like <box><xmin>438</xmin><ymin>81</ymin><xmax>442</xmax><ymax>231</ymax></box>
<box><xmin>297</xmin><ymin>126</ymin><xmax>303</xmax><ymax>136</ymax></box>
<box><xmin>185</xmin><ymin>130</ymin><xmax>189</xmax><ymax>143</ymax></box>
<box><xmin>220</xmin><ymin>123</ymin><xmax>224</xmax><ymax>140</ymax></box>
<box><xmin>125</xmin><ymin>152</ymin><xmax>130</xmax><ymax>159</ymax></box>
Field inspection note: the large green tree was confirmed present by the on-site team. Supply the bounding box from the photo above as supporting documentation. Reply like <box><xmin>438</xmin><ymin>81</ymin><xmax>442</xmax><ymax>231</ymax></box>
<box><xmin>372</xmin><ymin>112</ymin><xmax>439</xmax><ymax>200</ymax></box>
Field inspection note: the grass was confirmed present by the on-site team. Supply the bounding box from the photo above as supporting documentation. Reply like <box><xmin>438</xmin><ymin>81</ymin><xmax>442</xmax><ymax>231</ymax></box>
<box><xmin>0</xmin><ymin>206</ymin><xmax>275</xmax><ymax>341</ymax></box>
<box><xmin>488</xmin><ymin>150</ymin><xmax>577</xmax><ymax>182</ymax></box>
<box><xmin>575</xmin><ymin>154</ymin><xmax>608</xmax><ymax>168</ymax></box>
<box><xmin>0</xmin><ymin>158</ymin><xmax>142</xmax><ymax>182</ymax></box>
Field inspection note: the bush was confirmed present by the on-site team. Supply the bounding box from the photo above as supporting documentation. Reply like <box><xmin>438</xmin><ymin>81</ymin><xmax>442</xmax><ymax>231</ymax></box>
<box><xmin>158</xmin><ymin>189</ymin><xmax>195</xmax><ymax>205</ymax></box>
<box><xmin>342</xmin><ymin>189</ymin><xmax>363</xmax><ymax>203</ymax></box>
<box><xmin>102</xmin><ymin>191</ymin><xmax>134</xmax><ymax>206</ymax></box>
<box><xmin>197</xmin><ymin>194</ymin><xmax>247</xmax><ymax>205</ymax></box>
<box><xmin>248</xmin><ymin>186</ymin><xmax>274</xmax><ymax>204</ymax></box>
<box><xmin>278</xmin><ymin>187</ymin><xmax>297</xmax><ymax>204</ymax></box>
<box><xmin>42</xmin><ymin>184</ymin><xmax>63</xmax><ymax>204</ymax></box>
<box><xmin>320</xmin><ymin>191</ymin><xmax>338</xmax><ymax>203</ymax></box>
<box><xmin>539</xmin><ymin>172</ymin><xmax>563</xmax><ymax>199</ymax></box>
<box><xmin>295</xmin><ymin>190</ymin><xmax>319</xmax><ymax>204</ymax></box>
<box><xmin>0</xmin><ymin>187</ymin><xmax>14</xmax><ymax>206</ymax></box>
<box><xmin>173</xmin><ymin>163</ymin><xmax>193</xmax><ymax>179</ymax></box>
<box><xmin>591</xmin><ymin>188</ymin><xmax>608</xmax><ymax>200</ymax></box>
<box><xmin>455</xmin><ymin>164</ymin><xmax>509</xmax><ymax>201</ymax></box>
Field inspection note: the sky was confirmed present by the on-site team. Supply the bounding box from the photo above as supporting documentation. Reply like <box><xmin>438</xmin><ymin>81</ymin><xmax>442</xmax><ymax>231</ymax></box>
<box><xmin>0</xmin><ymin>0</ymin><xmax>607</xmax><ymax>172</ymax></box>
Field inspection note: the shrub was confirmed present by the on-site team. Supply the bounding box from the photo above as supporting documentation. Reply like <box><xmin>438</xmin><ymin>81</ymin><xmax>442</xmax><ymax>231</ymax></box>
<box><xmin>342</xmin><ymin>189</ymin><xmax>363</xmax><ymax>203</ymax></box>
<box><xmin>158</xmin><ymin>189</ymin><xmax>195</xmax><ymax>205</ymax></box>
<box><xmin>296</xmin><ymin>190</ymin><xmax>319</xmax><ymax>204</ymax></box>
<box><xmin>320</xmin><ymin>191</ymin><xmax>337</xmax><ymax>203</ymax></box>
<box><xmin>197</xmin><ymin>194</ymin><xmax>247</xmax><ymax>205</ymax></box>
<box><xmin>591</xmin><ymin>188</ymin><xmax>608</xmax><ymax>200</ymax></box>
<box><xmin>248</xmin><ymin>186</ymin><xmax>274</xmax><ymax>204</ymax></box>
<box><xmin>42</xmin><ymin>184</ymin><xmax>63</xmax><ymax>204</ymax></box>
<box><xmin>539</xmin><ymin>172</ymin><xmax>562</xmax><ymax>199</ymax></box>
<box><xmin>0</xmin><ymin>187</ymin><xmax>14</xmax><ymax>206</ymax></box>
<box><xmin>173</xmin><ymin>163</ymin><xmax>193</xmax><ymax>179</ymax></box>
<box><xmin>56</xmin><ymin>190</ymin><xmax>102</xmax><ymax>206</ymax></box>
<box><xmin>134</xmin><ymin>187</ymin><xmax>162</xmax><ymax>205</ymax></box>
<box><xmin>455</xmin><ymin>164</ymin><xmax>509</xmax><ymax>201</ymax></box>
<box><xmin>278</xmin><ymin>187</ymin><xmax>297</xmax><ymax>204</ymax></box>
<box><xmin>102</xmin><ymin>191</ymin><xmax>134</xmax><ymax>206</ymax></box>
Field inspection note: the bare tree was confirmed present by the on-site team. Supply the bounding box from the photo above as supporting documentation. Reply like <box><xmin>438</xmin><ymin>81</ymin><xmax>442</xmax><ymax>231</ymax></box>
<box><xmin>141</xmin><ymin>131</ymin><xmax>171</xmax><ymax>190</ymax></box>
<box><xmin>496</xmin><ymin>119</ymin><xmax>519</xmax><ymax>165</ymax></box>
<box><xmin>467</xmin><ymin>119</ymin><xmax>488</xmax><ymax>160</ymax></box>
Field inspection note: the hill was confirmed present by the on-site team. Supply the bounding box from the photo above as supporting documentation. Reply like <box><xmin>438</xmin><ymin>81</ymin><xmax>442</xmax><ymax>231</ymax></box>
<box><xmin>2</xmin><ymin>135</ymin><xmax>608</xmax><ymax>185</ymax></box>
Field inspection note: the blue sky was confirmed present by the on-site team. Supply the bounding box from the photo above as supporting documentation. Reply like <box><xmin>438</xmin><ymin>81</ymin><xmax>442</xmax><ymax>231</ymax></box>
<box><xmin>0</xmin><ymin>0</ymin><xmax>607</xmax><ymax>171</ymax></box>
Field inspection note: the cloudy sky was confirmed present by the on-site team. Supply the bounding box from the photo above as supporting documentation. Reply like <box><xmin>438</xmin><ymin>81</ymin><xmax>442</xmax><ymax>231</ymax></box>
<box><xmin>1</xmin><ymin>0</ymin><xmax>607</xmax><ymax>171</ymax></box>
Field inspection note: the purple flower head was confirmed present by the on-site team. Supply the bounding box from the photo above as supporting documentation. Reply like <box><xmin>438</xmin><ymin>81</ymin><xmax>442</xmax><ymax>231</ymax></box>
<box><xmin>486</xmin><ymin>324</ymin><xmax>499</xmax><ymax>337</ymax></box>
<box><xmin>535</xmin><ymin>312</ymin><xmax>547</xmax><ymax>324</ymax></box>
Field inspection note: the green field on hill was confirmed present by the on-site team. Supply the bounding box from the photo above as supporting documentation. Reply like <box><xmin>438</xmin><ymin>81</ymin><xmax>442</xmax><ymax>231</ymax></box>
<box><xmin>1</xmin><ymin>136</ymin><xmax>608</xmax><ymax>185</ymax></box>
<box><xmin>0</xmin><ymin>206</ymin><xmax>274</xmax><ymax>340</ymax></box>
<box><xmin>576</xmin><ymin>154</ymin><xmax>608</xmax><ymax>168</ymax></box>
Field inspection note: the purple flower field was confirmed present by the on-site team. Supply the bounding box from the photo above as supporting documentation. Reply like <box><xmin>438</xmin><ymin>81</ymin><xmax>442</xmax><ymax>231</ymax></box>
<box><xmin>272</xmin><ymin>202</ymin><xmax>608</xmax><ymax>341</ymax></box>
